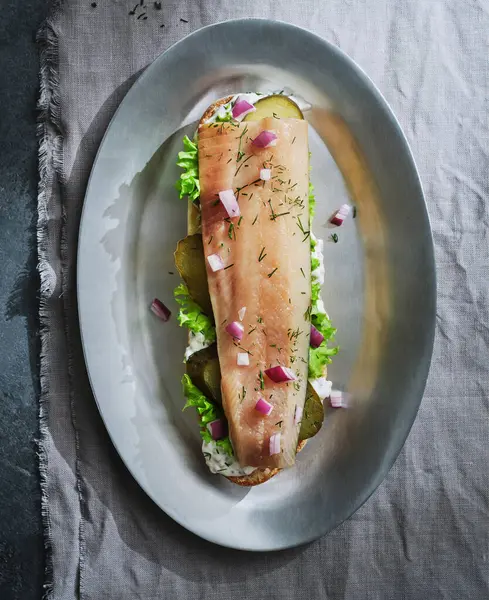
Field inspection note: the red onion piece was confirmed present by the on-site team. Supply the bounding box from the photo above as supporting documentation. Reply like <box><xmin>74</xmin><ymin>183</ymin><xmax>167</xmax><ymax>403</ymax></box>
<box><xmin>260</xmin><ymin>168</ymin><xmax>271</xmax><ymax>181</ymax></box>
<box><xmin>225</xmin><ymin>321</ymin><xmax>244</xmax><ymax>340</ymax></box>
<box><xmin>150</xmin><ymin>298</ymin><xmax>171</xmax><ymax>322</ymax></box>
<box><xmin>310</xmin><ymin>325</ymin><xmax>325</xmax><ymax>348</ymax></box>
<box><xmin>252</xmin><ymin>130</ymin><xmax>277</xmax><ymax>148</ymax></box>
<box><xmin>264</xmin><ymin>365</ymin><xmax>296</xmax><ymax>383</ymax></box>
<box><xmin>232</xmin><ymin>99</ymin><xmax>256</xmax><ymax>119</ymax></box>
<box><xmin>207</xmin><ymin>418</ymin><xmax>227</xmax><ymax>440</ymax></box>
<box><xmin>269</xmin><ymin>432</ymin><xmax>281</xmax><ymax>455</ymax></box>
<box><xmin>294</xmin><ymin>405</ymin><xmax>303</xmax><ymax>425</ymax></box>
<box><xmin>238</xmin><ymin>306</ymin><xmax>247</xmax><ymax>321</ymax></box>
<box><xmin>255</xmin><ymin>397</ymin><xmax>273</xmax><ymax>416</ymax></box>
<box><xmin>219</xmin><ymin>189</ymin><xmax>240</xmax><ymax>218</ymax></box>
<box><xmin>237</xmin><ymin>352</ymin><xmax>249</xmax><ymax>366</ymax></box>
<box><xmin>207</xmin><ymin>253</ymin><xmax>225</xmax><ymax>272</ymax></box>
<box><xmin>330</xmin><ymin>204</ymin><xmax>351</xmax><ymax>226</ymax></box>
<box><xmin>330</xmin><ymin>390</ymin><xmax>350</xmax><ymax>408</ymax></box>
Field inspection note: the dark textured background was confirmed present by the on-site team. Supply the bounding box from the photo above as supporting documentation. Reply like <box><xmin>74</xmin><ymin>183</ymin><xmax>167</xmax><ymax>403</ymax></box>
<box><xmin>0</xmin><ymin>0</ymin><xmax>48</xmax><ymax>598</ymax></box>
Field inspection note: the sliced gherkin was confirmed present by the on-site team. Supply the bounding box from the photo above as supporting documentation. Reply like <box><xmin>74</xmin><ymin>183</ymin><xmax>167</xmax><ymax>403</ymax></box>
<box><xmin>186</xmin><ymin>343</ymin><xmax>222</xmax><ymax>405</ymax></box>
<box><xmin>174</xmin><ymin>234</ymin><xmax>212</xmax><ymax>316</ymax></box>
<box><xmin>299</xmin><ymin>383</ymin><xmax>325</xmax><ymax>441</ymax></box>
<box><xmin>243</xmin><ymin>94</ymin><xmax>304</xmax><ymax>122</ymax></box>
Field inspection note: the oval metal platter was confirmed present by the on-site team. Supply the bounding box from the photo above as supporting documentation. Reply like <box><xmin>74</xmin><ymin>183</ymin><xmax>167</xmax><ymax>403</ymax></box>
<box><xmin>78</xmin><ymin>19</ymin><xmax>435</xmax><ymax>550</ymax></box>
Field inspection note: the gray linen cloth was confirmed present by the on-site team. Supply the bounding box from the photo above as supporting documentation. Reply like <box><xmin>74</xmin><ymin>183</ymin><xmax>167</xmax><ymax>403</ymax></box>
<box><xmin>38</xmin><ymin>1</ymin><xmax>489</xmax><ymax>599</ymax></box>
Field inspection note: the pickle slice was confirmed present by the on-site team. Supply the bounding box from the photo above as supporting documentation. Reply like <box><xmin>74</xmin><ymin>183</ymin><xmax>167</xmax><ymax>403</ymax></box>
<box><xmin>243</xmin><ymin>94</ymin><xmax>304</xmax><ymax>122</ymax></box>
<box><xmin>299</xmin><ymin>383</ymin><xmax>325</xmax><ymax>441</ymax></box>
<box><xmin>186</xmin><ymin>343</ymin><xmax>222</xmax><ymax>404</ymax></box>
<box><xmin>174</xmin><ymin>234</ymin><xmax>212</xmax><ymax>316</ymax></box>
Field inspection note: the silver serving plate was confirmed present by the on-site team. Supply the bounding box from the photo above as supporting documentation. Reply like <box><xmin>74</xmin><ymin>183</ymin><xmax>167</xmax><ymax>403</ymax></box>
<box><xmin>78</xmin><ymin>19</ymin><xmax>435</xmax><ymax>550</ymax></box>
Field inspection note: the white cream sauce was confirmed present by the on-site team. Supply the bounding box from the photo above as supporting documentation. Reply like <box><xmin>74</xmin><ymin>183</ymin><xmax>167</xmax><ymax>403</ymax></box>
<box><xmin>184</xmin><ymin>331</ymin><xmax>212</xmax><ymax>361</ymax></box>
<box><xmin>309</xmin><ymin>376</ymin><xmax>332</xmax><ymax>401</ymax></box>
<box><xmin>311</xmin><ymin>232</ymin><xmax>325</xmax><ymax>286</ymax></box>
<box><xmin>202</xmin><ymin>440</ymin><xmax>256</xmax><ymax>477</ymax></box>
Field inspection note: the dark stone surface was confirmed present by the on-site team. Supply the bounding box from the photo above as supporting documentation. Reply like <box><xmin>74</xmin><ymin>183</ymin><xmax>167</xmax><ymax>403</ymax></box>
<box><xmin>0</xmin><ymin>1</ymin><xmax>48</xmax><ymax>599</ymax></box>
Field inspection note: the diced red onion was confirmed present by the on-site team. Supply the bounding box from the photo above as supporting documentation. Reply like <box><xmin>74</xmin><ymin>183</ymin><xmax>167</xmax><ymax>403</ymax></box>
<box><xmin>232</xmin><ymin>99</ymin><xmax>256</xmax><ymax>120</ymax></box>
<box><xmin>260</xmin><ymin>168</ymin><xmax>271</xmax><ymax>181</ymax></box>
<box><xmin>225</xmin><ymin>321</ymin><xmax>244</xmax><ymax>340</ymax></box>
<box><xmin>269</xmin><ymin>432</ymin><xmax>281</xmax><ymax>455</ymax></box>
<box><xmin>252</xmin><ymin>130</ymin><xmax>277</xmax><ymax>148</ymax></box>
<box><xmin>237</xmin><ymin>352</ymin><xmax>249</xmax><ymax>366</ymax></box>
<box><xmin>330</xmin><ymin>390</ymin><xmax>350</xmax><ymax>408</ymax></box>
<box><xmin>294</xmin><ymin>405</ymin><xmax>303</xmax><ymax>425</ymax></box>
<box><xmin>150</xmin><ymin>298</ymin><xmax>171</xmax><ymax>322</ymax></box>
<box><xmin>255</xmin><ymin>397</ymin><xmax>273</xmax><ymax>416</ymax></box>
<box><xmin>207</xmin><ymin>418</ymin><xmax>227</xmax><ymax>440</ymax></box>
<box><xmin>310</xmin><ymin>325</ymin><xmax>325</xmax><ymax>348</ymax></box>
<box><xmin>264</xmin><ymin>365</ymin><xmax>296</xmax><ymax>383</ymax></box>
<box><xmin>207</xmin><ymin>253</ymin><xmax>225</xmax><ymax>272</ymax></box>
<box><xmin>330</xmin><ymin>204</ymin><xmax>351</xmax><ymax>226</ymax></box>
<box><xmin>238</xmin><ymin>306</ymin><xmax>247</xmax><ymax>321</ymax></box>
<box><xmin>219</xmin><ymin>189</ymin><xmax>240</xmax><ymax>218</ymax></box>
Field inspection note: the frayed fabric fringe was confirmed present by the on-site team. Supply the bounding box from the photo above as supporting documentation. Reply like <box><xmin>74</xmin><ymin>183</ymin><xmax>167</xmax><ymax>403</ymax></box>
<box><xmin>36</xmin><ymin>10</ymin><xmax>63</xmax><ymax>600</ymax></box>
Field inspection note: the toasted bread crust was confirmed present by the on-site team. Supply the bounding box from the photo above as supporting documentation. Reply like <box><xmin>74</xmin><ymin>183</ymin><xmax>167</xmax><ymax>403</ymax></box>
<box><xmin>227</xmin><ymin>467</ymin><xmax>281</xmax><ymax>486</ymax></box>
<box><xmin>226</xmin><ymin>440</ymin><xmax>308</xmax><ymax>486</ymax></box>
<box><xmin>199</xmin><ymin>95</ymin><xmax>234</xmax><ymax>126</ymax></box>
<box><xmin>189</xmin><ymin>96</ymin><xmax>310</xmax><ymax>487</ymax></box>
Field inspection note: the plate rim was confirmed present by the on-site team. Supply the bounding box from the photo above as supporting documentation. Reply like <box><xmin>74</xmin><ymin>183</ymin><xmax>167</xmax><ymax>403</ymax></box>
<box><xmin>77</xmin><ymin>18</ymin><xmax>436</xmax><ymax>550</ymax></box>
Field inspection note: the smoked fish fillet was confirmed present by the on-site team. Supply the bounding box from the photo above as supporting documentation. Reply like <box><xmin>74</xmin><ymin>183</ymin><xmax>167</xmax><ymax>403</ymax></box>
<box><xmin>198</xmin><ymin>117</ymin><xmax>310</xmax><ymax>469</ymax></box>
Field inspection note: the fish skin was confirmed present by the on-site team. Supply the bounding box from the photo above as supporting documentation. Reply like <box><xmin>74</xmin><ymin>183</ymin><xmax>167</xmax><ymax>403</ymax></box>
<box><xmin>198</xmin><ymin>117</ymin><xmax>310</xmax><ymax>468</ymax></box>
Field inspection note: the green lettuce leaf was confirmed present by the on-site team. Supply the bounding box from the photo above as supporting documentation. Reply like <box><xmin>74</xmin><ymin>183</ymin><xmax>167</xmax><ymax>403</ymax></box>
<box><xmin>215</xmin><ymin>436</ymin><xmax>234</xmax><ymax>456</ymax></box>
<box><xmin>311</xmin><ymin>257</ymin><xmax>320</xmax><ymax>272</ymax></box>
<box><xmin>182</xmin><ymin>374</ymin><xmax>233</xmax><ymax>454</ymax></box>
<box><xmin>174</xmin><ymin>283</ymin><xmax>216</xmax><ymax>342</ymax></box>
<box><xmin>307</xmin><ymin>183</ymin><xmax>338</xmax><ymax>379</ymax></box>
<box><xmin>308</xmin><ymin>181</ymin><xmax>316</xmax><ymax>218</ymax></box>
<box><xmin>308</xmin><ymin>344</ymin><xmax>339</xmax><ymax>379</ymax></box>
<box><xmin>308</xmin><ymin>311</ymin><xmax>339</xmax><ymax>378</ymax></box>
<box><xmin>175</xmin><ymin>135</ymin><xmax>200</xmax><ymax>202</ymax></box>
<box><xmin>214</xmin><ymin>103</ymin><xmax>233</xmax><ymax>122</ymax></box>
<box><xmin>311</xmin><ymin>281</ymin><xmax>320</xmax><ymax>306</ymax></box>
<box><xmin>312</xmin><ymin>311</ymin><xmax>337</xmax><ymax>338</ymax></box>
